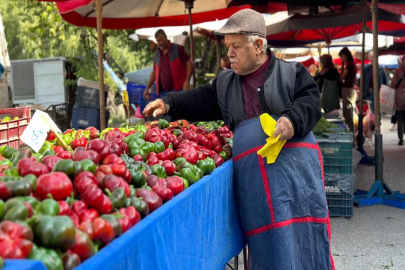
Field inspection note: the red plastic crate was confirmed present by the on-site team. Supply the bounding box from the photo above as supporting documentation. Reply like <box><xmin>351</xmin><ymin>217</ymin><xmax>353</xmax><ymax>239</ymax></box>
<box><xmin>0</xmin><ymin>107</ymin><xmax>31</xmax><ymax>149</ymax></box>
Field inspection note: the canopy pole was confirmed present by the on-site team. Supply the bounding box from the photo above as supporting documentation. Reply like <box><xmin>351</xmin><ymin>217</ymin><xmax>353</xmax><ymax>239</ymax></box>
<box><xmin>371</xmin><ymin>0</ymin><xmax>383</xmax><ymax>183</ymax></box>
<box><xmin>357</xmin><ymin>2</ymin><xmax>366</xmax><ymax>151</ymax></box>
<box><xmin>96</xmin><ymin>0</ymin><xmax>106</xmax><ymax>130</ymax></box>
<box><xmin>216</xmin><ymin>36</ymin><xmax>222</xmax><ymax>74</ymax></box>
<box><xmin>187</xmin><ymin>5</ymin><xmax>196</xmax><ymax>88</ymax></box>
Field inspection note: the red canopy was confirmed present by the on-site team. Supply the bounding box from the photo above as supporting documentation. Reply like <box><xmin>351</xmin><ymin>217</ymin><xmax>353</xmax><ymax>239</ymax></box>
<box><xmin>56</xmin><ymin>0</ymin><xmax>250</xmax><ymax>29</ymax></box>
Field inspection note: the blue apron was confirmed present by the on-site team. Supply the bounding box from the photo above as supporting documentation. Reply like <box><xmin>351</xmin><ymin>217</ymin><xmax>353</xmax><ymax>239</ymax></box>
<box><xmin>233</xmin><ymin>117</ymin><xmax>335</xmax><ymax>270</ymax></box>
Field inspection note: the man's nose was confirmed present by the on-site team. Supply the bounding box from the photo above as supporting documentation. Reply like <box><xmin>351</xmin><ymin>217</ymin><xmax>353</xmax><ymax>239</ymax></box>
<box><xmin>227</xmin><ymin>47</ymin><xmax>235</xmax><ymax>58</ymax></box>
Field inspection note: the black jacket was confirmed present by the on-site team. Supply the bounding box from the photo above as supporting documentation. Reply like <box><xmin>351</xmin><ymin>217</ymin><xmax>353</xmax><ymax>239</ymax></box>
<box><xmin>162</xmin><ymin>50</ymin><xmax>321</xmax><ymax>137</ymax></box>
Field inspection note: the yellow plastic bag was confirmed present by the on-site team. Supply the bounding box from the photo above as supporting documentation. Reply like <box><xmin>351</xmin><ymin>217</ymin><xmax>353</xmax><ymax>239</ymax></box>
<box><xmin>257</xmin><ymin>114</ymin><xmax>287</xmax><ymax>164</ymax></box>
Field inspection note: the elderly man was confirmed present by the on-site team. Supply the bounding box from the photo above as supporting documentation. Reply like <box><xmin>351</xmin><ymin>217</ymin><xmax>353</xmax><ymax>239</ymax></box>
<box><xmin>144</xmin><ymin>9</ymin><xmax>334</xmax><ymax>270</ymax></box>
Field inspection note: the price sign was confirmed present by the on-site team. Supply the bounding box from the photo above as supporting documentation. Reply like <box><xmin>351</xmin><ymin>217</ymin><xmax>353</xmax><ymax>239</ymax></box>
<box><xmin>122</xmin><ymin>90</ymin><xmax>129</xmax><ymax>106</ymax></box>
<box><xmin>21</xmin><ymin>110</ymin><xmax>62</xmax><ymax>153</ymax></box>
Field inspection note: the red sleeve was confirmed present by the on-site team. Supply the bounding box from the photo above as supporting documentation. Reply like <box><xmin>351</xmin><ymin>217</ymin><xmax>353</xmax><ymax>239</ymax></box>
<box><xmin>178</xmin><ymin>46</ymin><xmax>190</xmax><ymax>64</ymax></box>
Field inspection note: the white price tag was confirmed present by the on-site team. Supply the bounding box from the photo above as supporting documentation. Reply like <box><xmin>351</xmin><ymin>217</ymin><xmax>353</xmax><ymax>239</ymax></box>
<box><xmin>21</xmin><ymin>110</ymin><xmax>62</xmax><ymax>153</ymax></box>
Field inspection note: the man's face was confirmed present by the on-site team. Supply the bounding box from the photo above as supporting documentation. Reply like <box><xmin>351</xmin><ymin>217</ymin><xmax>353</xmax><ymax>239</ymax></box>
<box><xmin>225</xmin><ymin>35</ymin><xmax>258</xmax><ymax>76</ymax></box>
<box><xmin>156</xmin><ymin>34</ymin><xmax>169</xmax><ymax>51</ymax></box>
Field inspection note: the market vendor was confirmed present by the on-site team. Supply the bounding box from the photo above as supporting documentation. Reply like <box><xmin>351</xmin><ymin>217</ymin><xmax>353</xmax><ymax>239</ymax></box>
<box><xmin>143</xmin><ymin>29</ymin><xmax>193</xmax><ymax>122</ymax></box>
<box><xmin>143</xmin><ymin>9</ymin><xmax>334</xmax><ymax>270</ymax></box>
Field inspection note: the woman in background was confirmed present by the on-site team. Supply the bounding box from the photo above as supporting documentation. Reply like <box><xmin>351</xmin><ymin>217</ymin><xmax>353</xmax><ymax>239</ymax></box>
<box><xmin>390</xmin><ymin>55</ymin><xmax>405</xmax><ymax>145</ymax></box>
<box><xmin>315</xmin><ymin>54</ymin><xmax>340</xmax><ymax>113</ymax></box>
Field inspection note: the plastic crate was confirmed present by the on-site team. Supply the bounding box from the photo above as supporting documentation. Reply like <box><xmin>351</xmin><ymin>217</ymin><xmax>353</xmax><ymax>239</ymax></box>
<box><xmin>326</xmin><ymin>193</ymin><xmax>353</xmax><ymax>218</ymax></box>
<box><xmin>71</xmin><ymin>105</ymin><xmax>108</xmax><ymax>130</ymax></box>
<box><xmin>127</xmin><ymin>83</ymin><xmax>146</xmax><ymax>105</ymax></box>
<box><xmin>0</xmin><ymin>107</ymin><xmax>31</xmax><ymax>149</ymax></box>
<box><xmin>45</xmin><ymin>103</ymin><xmax>71</xmax><ymax>131</ymax></box>
<box><xmin>316</xmin><ymin>133</ymin><xmax>353</xmax><ymax>174</ymax></box>
<box><xmin>75</xmin><ymin>86</ymin><xmax>107</xmax><ymax>110</ymax></box>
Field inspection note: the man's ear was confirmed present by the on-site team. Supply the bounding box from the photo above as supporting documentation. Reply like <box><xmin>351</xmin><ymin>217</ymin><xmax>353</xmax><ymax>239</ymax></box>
<box><xmin>255</xmin><ymin>39</ymin><xmax>264</xmax><ymax>55</ymax></box>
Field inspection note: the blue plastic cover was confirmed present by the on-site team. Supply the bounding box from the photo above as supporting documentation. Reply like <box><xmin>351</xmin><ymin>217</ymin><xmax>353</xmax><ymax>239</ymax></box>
<box><xmin>4</xmin><ymin>160</ymin><xmax>246</xmax><ymax>270</ymax></box>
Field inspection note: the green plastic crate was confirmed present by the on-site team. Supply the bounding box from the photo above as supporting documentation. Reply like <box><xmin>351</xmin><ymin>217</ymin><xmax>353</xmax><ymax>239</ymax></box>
<box><xmin>316</xmin><ymin>133</ymin><xmax>353</xmax><ymax>174</ymax></box>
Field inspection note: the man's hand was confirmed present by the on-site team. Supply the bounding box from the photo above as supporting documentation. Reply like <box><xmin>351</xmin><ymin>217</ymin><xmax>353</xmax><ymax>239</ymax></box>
<box><xmin>143</xmin><ymin>88</ymin><xmax>150</xmax><ymax>101</ymax></box>
<box><xmin>273</xmin><ymin>116</ymin><xmax>294</xmax><ymax>141</ymax></box>
<box><xmin>143</xmin><ymin>99</ymin><xmax>167</xmax><ymax>117</ymax></box>
<box><xmin>183</xmin><ymin>81</ymin><xmax>190</xmax><ymax>91</ymax></box>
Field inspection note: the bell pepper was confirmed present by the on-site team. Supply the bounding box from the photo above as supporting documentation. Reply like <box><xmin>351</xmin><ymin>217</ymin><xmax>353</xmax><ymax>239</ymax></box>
<box><xmin>69</xmin><ymin>212</ymin><xmax>80</xmax><ymax>228</ymax></box>
<box><xmin>219</xmin><ymin>151</ymin><xmax>229</xmax><ymax>161</ymax></box>
<box><xmin>53</xmin><ymin>146</ymin><xmax>63</xmax><ymax>154</ymax></box>
<box><xmin>73</xmin><ymin>161</ymin><xmax>84</xmax><ymax>177</ymax></box>
<box><xmin>119</xmin><ymin>206</ymin><xmax>140</xmax><ymax>228</ymax></box>
<box><xmin>126</xmin><ymin>196</ymin><xmax>149</xmax><ymax>218</ymax></box>
<box><xmin>146</xmin><ymin>175</ymin><xmax>167</xmax><ymax>188</ymax></box>
<box><xmin>146</xmin><ymin>154</ymin><xmax>160</xmax><ymax>167</ymax></box>
<box><xmin>4</xmin><ymin>180</ymin><xmax>31</xmax><ymax>199</ymax></box>
<box><xmin>0</xmin><ymin>220</ymin><xmax>33</xmax><ymax>259</ymax></box>
<box><xmin>41</xmin><ymin>155</ymin><xmax>62</xmax><ymax>172</ymax></box>
<box><xmin>153</xmin><ymin>141</ymin><xmax>165</xmax><ymax>153</ymax></box>
<box><xmin>36</xmin><ymin>172</ymin><xmax>73</xmax><ymax>201</ymax></box>
<box><xmin>210</xmin><ymin>153</ymin><xmax>225</xmax><ymax>167</ymax></box>
<box><xmin>197</xmin><ymin>134</ymin><xmax>213</xmax><ymax>149</ymax></box>
<box><xmin>0</xmin><ymin>146</ymin><xmax>17</xmax><ymax>159</ymax></box>
<box><xmin>105</xmin><ymin>188</ymin><xmax>127</xmax><ymax>209</ymax></box>
<box><xmin>100</xmin><ymin>214</ymin><xmax>122</xmax><ymax>238</ymax></box>
<box><xmin>38</xmin><ymin>141</ymin><xmax>53</xmax><ymax>155</ymax></box>
<box><xmin>101</xmin><ymin>174</ymin><xmax>131</xmax><ymax>197</ymax></box>
<box><xmin>69</xmin><ymin>137</ymin><xmax>88</xmax><ymax>150</ymax></box>
<box><xmin>151</xmin><ymin>164</ymin><xmax>167</xmax><ymax>178</ymax></box>
<box><xmin>111</xmin><ymin>164</ymin><xmax>128</xmax><ymax>179</ymax></box>
<box><xmin>144</xmin><ymin>128</ymin><xmax>162</xmax><ymax>143</ymax></box>
<box><xmin>80</xmin><ymin>159</ymin><xmax>96</xmax><ymax>174</ymax></box>
<box><xmin>41</xmin><ymin>149</ymin><xmax>56</xmax><ymax>161</ymax></box>
<box><xmin>135</xmin><ymin>189</ymin><xmax>162</xmax><ymax>213</ymax></box>
<box><xmin>0</xmin><ymin>199</ymin><xmax>3</xmax><ymax>220</ymax></box>
<box><xmin>14</xmin><ymin>196</ymin><xmax>39</xmax><ymax>209</ymax></box>
<box><xmin>73</xmin><ymin>149</ymin><xmax>100</xmax><ymax>165</ymax></box>
<box><xmin>197</xmin><ymin>151</ymin><xmax>206</xmax><ymax>161</ymax></box>
<box><xmin>85</xmin><ymin>127</ymin><xmax>100</xmax><ymax>140</ymax></box>
<box><xmin>17</xmin><ymin>158</ymin><xmax>49</xmax><ymax>178</ymax></box>
<box><xmin>80</xmin><ymin>218</ymin><xmax>115</xmax><ymax>245</ymax></box>
<box><xmin>194</xmin><ymin>165</ymin><xmax>204</xmax><ymax>178</ymax></box>
<box><xmin>196</xmin><ymin>157</ymin><xmax>216</xmax><ymax>175</ymax></box>
<box><xmin>158</xmin><ymin>119</ymin><xmax>169</xmax><ymax>129</ymax></box>
<box><xmin>79</xmin><ymin>209</ymin><xmax>99</xmax><ymax>223</ymax></box>
<box><xmin>35</xmin><ymin>197</ymin><xmax>60</xmax><ymax>216</ymax></box>
<box><xmin>103</xmin><ymin>154</ymin><xmax>125</xmax><ymax>166</ymax></box>
<box><xmin>57</xmin><ymin>134</ymin><xmax>73</xmax><ymax>148</ymax></box>
<box><xmin>176</xmin><ymin>160</ymin><xmax>195</xmax><ymax>171</ymax></box>
<box><xmin>58</xmin><ymin>201</ymin><xmax>71</xmax><ymax>216</ymax></box>
<box><xmin>133</xmin><ymin>154</ymin><xmax>143</xmax><ymax>162</ymax></box>
<box><xmin>166</xmin><ymin>176</ymin><xmax>185</xmax><ymax>196</ymax></box>
<box><xmin>73</xmin><ymin>172</ymin><xmax>99</xmax><ymax>195</ymax></box>
<box><xmin>156</xmin><ymin>148</ymin><xmax>175</xmax><ymax>161</ymax></box>
<box><xmin>175</xmin><ymin>167</ymin><xmax>200</xmax><ymax>185</ymax></box>
<box><xmin>173</xmin><ymin>129</ymin><xmax>183</xmax><ymax>137</ymax></box>
<box><xmin>72</xmin><ymin>201</ymin><xmax>88</xmax><ymax>217</ymax></box>
<box><xmin>28</xmin><ymin>215</ymin><xmax>75</xmax><ymax>251</ymax></box>
<box><xmin>174</xmin><ymin>157</ymin><xmax>187</xmax><ymax>166</ymax></box>
<box><xmin>0</xmin><ymin>159</ymin><xmax>11</xmax><ymax>167</ymax></box>
<box><xmin>10</xmin><ymin>147</ymin><xmax>32</xmax><ymax>167</ymax></box>
<box><xmin>175</xmin><ymin>144</ymin><xmax>198</xmax><ymax>164</ymax></box>
<box><xmin>87</xmin><ymin>139</ymin><xmax>122</xmax><ymax>163</ymax></box>
<box><xmin>56</xmin><ymin>151</ymin><xmax>74</xmax><ymax>160</ymax></box>
<box><xmin>152</xmin><ymin>185</ymin><xmax>173</xmax><ymax>203</ymax></box>
<box><xmin>128</xmin><ymin>170</ymin><xmax>146</xmax><ymax>188</ymax></box>
<box><xmin>134</xmin><ymin>124</ymin><xmax>147</xmax><ymax>135</ymax></box>
<box><xmin>123</xmin><ymin>132</ymin><xmax>143</xmax><ymax>145</ymax></box>
<box><xmin>4</xmin><ymin>199</ymin><xmax>29</xmax><ymax>221</ymax></box>
<box><xmin>161</xmin><ymin>160</ymin><xmax>176</xmax><ymax>176</ymax></box>
<box><xmin>81</xmin><ymin>185</ymin><xmax>113</xmax><ymax>215</ymax></box>
<box><xmin>3</xmin><ymin>167</ymin><xmax>19</xmax><ymax>177</ymax></box>
<box><xmin>115</xmin><ymin>211</ymin><xmax>130</xmax><ymax>234</ymax></box>
<box><xmin>62</xmin><ymin>252</ymin><xmax>81</xmax><ymax>270</ymax></box>
<box><xmin>128</xmin><ymin>138</ymin><xmax>153</xmax><ymax>161</ymax></box>
<box><xmin>28</xmin><ymin>245</ymin><xmax>63</xmax><ymax>270</ymax></box>
<box><xmin>70</xmin><ymin>229</ymin><xmax>95</xmax><ymax>261</ymax></box>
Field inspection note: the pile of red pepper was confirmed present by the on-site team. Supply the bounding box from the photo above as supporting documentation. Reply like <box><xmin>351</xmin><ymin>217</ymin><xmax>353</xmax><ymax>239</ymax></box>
<box><xmin>0</xmin><ymin>119</ymin><xmax>233</xmax><ymax>269</ymax></box>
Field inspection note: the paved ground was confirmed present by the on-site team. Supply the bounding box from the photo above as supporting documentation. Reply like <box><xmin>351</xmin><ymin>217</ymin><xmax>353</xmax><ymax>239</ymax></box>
<box><xmin>227</xmin><ymin>115</ymin><xmax>405</xmax><ymax>270</ymax></box>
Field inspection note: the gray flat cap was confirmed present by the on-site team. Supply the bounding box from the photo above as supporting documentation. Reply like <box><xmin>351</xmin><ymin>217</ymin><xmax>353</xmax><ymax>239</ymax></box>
<box><xmin>214</xmin><ymin>9</ymin><xmax>266</xmax><ymax>38</ymax></box>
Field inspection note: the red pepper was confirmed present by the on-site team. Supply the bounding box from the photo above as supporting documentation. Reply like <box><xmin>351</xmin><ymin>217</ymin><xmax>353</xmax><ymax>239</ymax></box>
<box><xmin>73</xmin><ymin>172</ymin><xmax>99</xmax><ymax>195</ymax></box>
<box><xmin>79</xmin><ymin>209</ymin><xmax>100</xmax><ymax>223</ymax></box>
<box><xmin>36</xmin><ymin>172</ymin><xmax>73</xmax><ymax>201</ymax></box>
<box><xmin>53</xmin><ymin>146</ymin><xmax>64</xmax><ymax>154</ymax></box>
<box><xmin>178</xmin><ymin>130</ymin><xmax>198</xmax><ymax>143</ymax></box>
<box><xmin>133</xmin><ymin>155</ymin><xmax>143</xmax><ymax>162</ymax></box>
<box><xmin>123</xmin><ymin>169</ymin><xmax>132</xmax><ymax>184</ymax></box>
<box><xmin>70</xmin><ymin>137</ymin><xmax>88</xmax><ymax>150</ymax></box>
<box><xmin>119</xmin><ymin>206</ymin><xmax>140</xmax><ymax>228</ymax></box>
<box><xmin>57</xmin><ymin>151</ymin><xmax>74</xmax><ymax>160</ymax></box>
<box><xmin>180</xmin><ymin>140</ymin><xmax>200</xmax><ymax>150</ymax></box>
<box><xmin>101</xmin><ymin>174</ymin><xmax>131</xmax><ymax>197</ymax></box>
<box><xmin>0</xmin><ymin>181</ymin><xmax>7</xmax><ymax>200</ymax></box>
<box><xmin>115</xmin><ymin>212</ymin><xmax>130</xmax><ymax>234</ymax></box>
<box><xmin>207</xmin><ymin>133</ymin><xmax>221</xmax><ymax>152</ymax></box>
<box><xmin>68</xmin><ymin>212</ymin><xmax>80</xmax><ymax>228</ymax></box>
<box><xmin>73</xmin><ymin>149</ymin><xmax>100</xmax><ymax>165</ymax></box>
<box><xmin>87</xmin><ymin>139</ymin><xmax>122</xmax><ymax>163</ymax></box>
<box><xmin>145</xmin><ymin>128</ymin><xmax>162</xmax><ymax>143</ymax></box>
<box><xmin>135</xmin><ymin>189</ymin><xmax>162</xmax><ymax>213</ymax></box>
<box><xmin>146</xmin><ymin>155</ymin><xmax>160</xmax><ymax>167</ymax></box>
<box><xmin>70</xmin><ymin>229</ymin><xmax>95</xmax><ymax>261</ymax></box>
<box><xmin>199</xmin><ymin>146</ymin><xmax>215</xmax><ymax>158</ymax></box>
<box><xmin>58</xmin><ymin>201</ymin><xmax>72</xmax><ymax>216</ymax></box>
<box><xmin>168</xmin><ymin>134</ymin><xmax>180</xmax><ymax>149</ymax></box>
<box><xmin>197</xmin><ymin>134</ymin><xmax>213</xmax><ymax>149</ymax></box>
<box><xmin>175</xmin><ymin>144</ymin><xmax>198</xmax><ymax>164</ymax></box>
<box><xmin>166</xmin><ymin>176</ymin><xmax>185</xmax><ymax>196</ymax></box>
<box><xmin>17</xmin><ymin>158</ymin><xmax>49</xmax><ymax>178</ymax></box>
<box><xmin>210</xmin><ymin>153</ymin><xmax>225</xmax><ymax>167</ymax></box>
<box><xmin>22</xmin><ymin>202</ymin><xmax>34</xmax><ymax>218</ymax></box>
<box><xmin>152</xmin><ymin>185</ymin><xmax>173</xmax><ymax>203</ymax></box>
<box><xmin>84</xmin><ymin>127</ymin><xmax>100</xmax><ymax>140</ymax></box>
<box><xmin>48</xmin><ymin>132</ymin><xmax>56</xmax><ymax>141</ymax></box>
<box><xmin>111</xmin><ymin>164</ymin><xmax>127</xmax><ymax>178</ymax></box>
<box><xmin>161</xmin><ymin>160</ymin><xmax>177</xmax><ymax>176</ymax></box>
<box><xmin>103</xmin><ymin>154</ymin><xmax>125</xmax><ymax>166</ymax></box>
<box><xmin>156</xmin><ymin>148</ymin><xmax>175</xmax><ymax>161</ymax></box>
<box><xmin>79</xmin><ymin>218</ymin><xmax>114</xmax><ymax>245</ymax></box>
<box><xmin>81</xmin><ymin>185</ymin><xmax>113</xmax><ymax>215</ymax></box>
<box><xmin>97</xmin><ymin>165</ymin><xmax>113</xmax><ymax>175</ymax></box>
<box><xmin>188</xmin><ymin>125</ymin><xmax>197</xmax><ymax>131</ymax></box>
<box><xmin>0</xmin><ymin>221</ymin><xmax>34</xmax><ymax>259</ymax></box>
<box><xmin>146</xmin><ymin>175</ymin><xmax>159</xmax><ymax>188</ymax></box>
<box><xmin>41</xmin><ymin>156</ymin><xmax>62</xmax><ymax>172</ymax></box>
<box><xmin>195</xmin><ymin>126</ymin><xmax>211</xmax><ymax>135</ymax></box>
<box><xmin>112</xmin><ymin>137</ymin><xmax>128</xmax><ymax>154</ymax></box>
<box><xmin>72</xmin><ymin>201</ymin><xmax>88</xmax><ymax>216</ymax></box>
<box><xmin>197</xmin><ymin>151</ymin><xmax>206</xmax><ymax>161</ymax></box>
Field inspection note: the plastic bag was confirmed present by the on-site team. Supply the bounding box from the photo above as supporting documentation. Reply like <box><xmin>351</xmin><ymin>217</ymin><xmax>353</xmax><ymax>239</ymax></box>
<box><xmin>324</xmin><ymin>174</ymin><xmax>355</xmax><ymax>194</ymax></box>
<box><xmin>379</xmin><ymin>85</ymin><xmax>396</xmax><ymax>115</ymax></box>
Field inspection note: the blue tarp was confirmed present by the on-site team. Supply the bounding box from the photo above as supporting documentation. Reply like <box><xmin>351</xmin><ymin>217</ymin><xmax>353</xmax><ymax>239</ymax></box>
<box><xmin>4</xmin><ymin>160</ymin><xmax>246</xmax><ymax>270</ymax></box>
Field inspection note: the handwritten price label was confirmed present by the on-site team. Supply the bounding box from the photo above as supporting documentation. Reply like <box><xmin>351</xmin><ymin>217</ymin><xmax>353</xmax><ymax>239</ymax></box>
<box><xmin>122</xmin><ymin>90</ymin><xmax>129</xmax><ymax>106</ymax></box>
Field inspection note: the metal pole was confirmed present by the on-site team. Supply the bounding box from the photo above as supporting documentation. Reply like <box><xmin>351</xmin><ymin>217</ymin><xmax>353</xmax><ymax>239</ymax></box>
<box><xmin>358</xmin><ymin>1</ymin><xmax>366</xmax><ymax>148</ymax></box>
<box><xmin>188</xmin><ymin>7</ymin><xmax>196</xmax><ymax>87</ymax></box>
<box><xmin>371</xmin><ymin>0</ymin><xmax>383</xmax><ymax>182</ymax></box>
<box><xmin>96</xmin><ymin>0</ymin><xmax>106</xmax><ymax>130</ymax></box>
<box><xmin>216</xmin><ymin>36</ymin><xmax>221</xmax><ymax>74</ymax></box>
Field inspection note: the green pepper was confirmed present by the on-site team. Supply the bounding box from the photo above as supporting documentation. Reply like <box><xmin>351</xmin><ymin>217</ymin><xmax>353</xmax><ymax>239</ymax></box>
<box><xmin>73</xmin><ymin>161</ymin><xmax>83</xmax><ymax>177</ymax></box>
<box><xmin>174</xmin><ymin>157</ymin><xmax>187</xmax><ymax>166</ymax></box>
<box><xmin>0</xmin><ymin>159</ymin><xmax>11</xmax><ymax>167</ymax></box>
<box><xmin>176</xmin><ymin>161</ymin><xmax>195</xmax><ymax>171</ymax></box>
<box><xmin>100</xmin><ymin>214</ymin><xmax>122</xmax><ymax>237</ymax></box>
<box><xmin>11</xmin><ymin>147</ymin><xmax>32</xmax><ymax>167</ymax></box>
<box><xmin>29</xmin><ymin>215</ymin><xmax>75</xmax><ymax>251</ymax></box>
<box><xmin>0</xmin><ymin>254</ymin><xmax>3</xmax><ymax>269</ymax></box>
<box><xmin>151</xmin><ymin>164</ymin><xmax>167</xmax><ymax>178</ymax></box>
<box><xmin>0</xmin><ymin>199</ymin><xmax>4</xmax><ymax>220</ymax></box>
<box><xmin>0</xmin><ymin>176</ymin><xmax>21</xmax><ymax>182</ymax></box>
<box><xmin>219</xmin><ymin>151</ymin><xmax>229</xmax><ymax>161</ymax></box>
<box><xmin>39</xmin><ymin>141</ymin><xmax>54</xmax><ymax>154</ymax></box>
<box><xmin>105</xmin><ymin>188</ymin><xmax>127</xmax><ymax>209</ymax></box>
<box><xmin>124</xmin><ymin>132</ymin><xmax>144</xmax><ymax>144</ymax></box>
<box><xmin>31</xmin><ymin>153</ymin><xmax>43</xmax><ymax>162</ymax></box>
<box><xmin>181</xmin><ymin>177</ymin><xmax>189</xmax><ymax>189</ymax></box>
<box><xmin>4</xmin><ymin>198</ymin><xmax>28</xmax><ymax>221</ymax></box>
<box><xmin>134</xmin><ymin>124</ymin><xmax>147</xmax><ymax>135</ymax></box>
<box><xmin>173</xmin><ymin>129</ymin><xmax>183</xmax><ymax>137</ymax></box>
<box><xmin>168</xmin><ymin>143</ymin><xmax>173</xmax><ymax>149</ymax></box>
<box><xmin>3</xmin><ymin>167</ymin><xmax>19</xmax><ymax>177</ymax></box>
<box><xmin>175</xmin><ymin>168</ymin><xmax>200</xmax><ymax>185</ymax></box>
<box><xmin>129</xmin><ymin>170</ymin><xmax>146</xmax><ymax>187</ymax></box>
<box><xmin>41</xmin><ymin>149</ymin><xmax>56</xmax><ymax>160</ymax></box>
<box><xmin>28</xmin><ymin>245</ymin><xmax>63</xmax><ymax>270</ymax></box>
<box><xmin>127</xmin><ymin>196</ymin><xmax>149</xmax><ymax>218</ymax></box>
<box><xmin>194</xmin><ymin>165</ymin><xmax>204</xmax><ymax>178</ymax></box>
<box><xmin>128</xmin><ymin>138</ymin><xmax>152</xmax><ymax>160</ymax></box>
<box><xmin>80</xmin><ymin>159</ymin><xmax>96</xmax><ymax>174</ymax></box>
<box><xmin>203</xmin><ymin>123</ymin><xmax>214</xmax><ymax>131</ymax></box>
<box><xmin>57</xmin><ymin>134</ymin><xmax>73</xmax><ymax>147</ymax></box>
<box><xmin>158</xmin><ymin>119</ymin><xmax>169</xmax><ymax>129</ymax></box>
<box><xmin>53</xmin><ymin>159</ymin><xmax>75</xmax><ymax>178</ymax></box>
<box><xmin>217</xmin><ymin>120</ymin><xmax>225</xmax><ymax>127</ymax></box>
<box><xmin>153</xmin><ymin>141</ymin><xmax>165</xmax><ymax>153</ymax></box>
<box><xmin>35</xmin><ymin>198</ymin><xmax>60</xmax><ymax>216</ymax></box>
<box><xmin>15</xmin><ymin>196</ymin><xmax>40</xmax><ymax>208</ymax></box>
<box><xmin>4</xmin><ymin>180</ymin><xmax>31</xmax><ymax>197</ymax></box>
<box><xmin>23</xmin><ymin>174</ymin><xmax>37</xmax><ymax>192</ymax></box>
<box><xmin>0</xmin><ymin>145</ymin><xmax>17</xmax><ymax>159</ymax></box>
<box><xmin>196</xmin><ymin>157</ymin><xmax>216</xmax><ymax>175</ymax></box>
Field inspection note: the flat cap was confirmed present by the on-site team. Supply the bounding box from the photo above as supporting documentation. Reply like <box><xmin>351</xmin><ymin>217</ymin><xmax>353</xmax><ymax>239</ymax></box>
<box><xmin>214</xmin><ymin>9</ymin><xmax>266</xmax><ymax>38</ymax></box>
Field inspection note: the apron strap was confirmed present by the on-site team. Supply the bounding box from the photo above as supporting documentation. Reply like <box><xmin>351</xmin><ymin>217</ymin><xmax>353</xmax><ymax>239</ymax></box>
<box><xmin>257</xmin><ymin>85</ymin><xmax>270</xmax><ymax>114</ymax></box>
